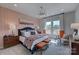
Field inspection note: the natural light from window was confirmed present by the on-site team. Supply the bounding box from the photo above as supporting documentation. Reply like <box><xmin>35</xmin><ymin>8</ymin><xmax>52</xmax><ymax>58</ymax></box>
<box><xmin>45</xmin><ymin>22</ymin><xmax>51</xmax><ymax>34</ymax></box>
<box><xmin>53</xmin><ymin>20</ymin><xmax>60</xmax><ymax>27</ymax></box>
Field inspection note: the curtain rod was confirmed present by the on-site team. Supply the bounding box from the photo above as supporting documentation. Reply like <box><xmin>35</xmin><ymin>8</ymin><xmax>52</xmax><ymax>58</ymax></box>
<box><xmin>43</xmin><ymin>13</ymin><xmax>64</xmax><ymax>19</ymax></box>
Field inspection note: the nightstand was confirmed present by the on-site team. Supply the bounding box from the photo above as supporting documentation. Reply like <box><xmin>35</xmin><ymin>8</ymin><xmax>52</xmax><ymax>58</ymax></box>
<box><xmin>3</xmin><ymin>36</ymin><xmax>19</xmax><ymax>48</ymax></box>
<box><xmin>71</xmin><ymin>41</ymin><xmax>79</xmax><ymax>55</ymax></box>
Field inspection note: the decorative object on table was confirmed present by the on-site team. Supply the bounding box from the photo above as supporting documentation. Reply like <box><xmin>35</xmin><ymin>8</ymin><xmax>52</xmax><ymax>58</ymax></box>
<box><xmin>8</xmin><ymin>23</ymin><xmax>17</xmax><ymax>36</ymax></box>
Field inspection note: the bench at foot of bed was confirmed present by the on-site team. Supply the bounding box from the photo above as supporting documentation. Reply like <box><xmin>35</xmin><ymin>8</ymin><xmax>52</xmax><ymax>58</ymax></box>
<box><xmin>34</xmin><ymin>41</ymin><xmax>49</xmax><ymax>55</ymax></box>
<box><xmin>30</xmin><ymin>40</ymin><xmax>50</xmax><ymax>54</ymax></box>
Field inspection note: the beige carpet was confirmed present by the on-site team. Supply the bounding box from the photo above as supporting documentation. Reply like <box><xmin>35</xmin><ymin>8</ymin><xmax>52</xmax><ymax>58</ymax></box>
<box><xmin>0</xmin><ymin>39</ymin><xmax>71</xmax><ymax>55</ymax></box>
<box><xmin>0</xmin><ymin>44</ymin><xmax>31</xmax><ymax>55</ymax></box>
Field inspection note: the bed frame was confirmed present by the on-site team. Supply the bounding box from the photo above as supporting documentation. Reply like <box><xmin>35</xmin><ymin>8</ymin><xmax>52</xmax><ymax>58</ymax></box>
<box><xmin>18</xmin><ymin>27</ymin><xmax>49</xmax><ymax>54</ymax></box>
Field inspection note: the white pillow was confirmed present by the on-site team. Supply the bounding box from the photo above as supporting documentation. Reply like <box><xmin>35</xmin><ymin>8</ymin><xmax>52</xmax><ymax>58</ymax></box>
<box><xmin>24</xmin><ymin>32</ymin><xmax>30</xmax><ymax>37</ymax></box>
<box><xmin>21</xmin><ymin>30</ymin><xmax>30</xmax><ymax>37</ymax></box>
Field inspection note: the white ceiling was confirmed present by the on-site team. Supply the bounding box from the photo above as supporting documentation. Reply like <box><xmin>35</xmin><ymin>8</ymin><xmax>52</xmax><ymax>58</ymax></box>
<box><xmin>0</xmin><ymin>3</ymin><xmax>78</xmax><ymax>19</ymax></box>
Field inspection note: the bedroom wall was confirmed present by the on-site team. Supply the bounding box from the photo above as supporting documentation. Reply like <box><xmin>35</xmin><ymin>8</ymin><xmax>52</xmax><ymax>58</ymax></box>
<box><xmin>64</xmin><ymin>11</ymin><xmax>75</xmax><ymax>34</ymax></box>
<box><xmin>75</xmin><ymin>4</ymin><xmax>79</xmax><ymax>22</ymax></box>
<box><xmin>0</xmin><ymin>7</ymin><xmax>41</xmax><ymax>49</ymax></box>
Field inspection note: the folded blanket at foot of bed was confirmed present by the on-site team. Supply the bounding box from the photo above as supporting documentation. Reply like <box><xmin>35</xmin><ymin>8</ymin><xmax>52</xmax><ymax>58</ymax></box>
<box><xmin>36</xmin><ymin>39</ymin><xmax>50</xmax><ymax>49</ymax></box>
<box><xmin>36</xmin><ymin>42</ymin><xmax>48</xmax><ymax>49</ymax></box>
<box><xmin>43</xmin><ymin>39</ymin><xmax>50</xmax><ymax>43</ymax></box>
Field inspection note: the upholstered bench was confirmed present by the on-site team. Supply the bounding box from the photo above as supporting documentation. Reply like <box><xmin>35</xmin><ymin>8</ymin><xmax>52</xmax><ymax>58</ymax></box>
<box><xmin>43</xmin><ymin>39</ymin><xmax>50</xmax><ymax>43</ymax></box>
<box><xmin>35</xmin><ymin>41</ymin><xmax>49</xmax><ymax>55</ymax></box>
<box><xmin>36</xmin><ymin>41</ymin><xmax>48</xmax><ymax>49</ymax></box>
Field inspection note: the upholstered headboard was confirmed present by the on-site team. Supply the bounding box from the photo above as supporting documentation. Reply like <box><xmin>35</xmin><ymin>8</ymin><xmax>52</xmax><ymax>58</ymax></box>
<box><xmin>18</xmin><ymin>27</ymin><xmax>35</xmax><ymax>36</ymax></box>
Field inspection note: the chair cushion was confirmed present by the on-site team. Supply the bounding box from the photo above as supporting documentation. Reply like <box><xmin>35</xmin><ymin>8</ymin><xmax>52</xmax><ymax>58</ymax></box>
<box><xmin>36</xmin><ymin>42</ymin><xmax>48</xmax><ymax>49</ymax></box>
<box><xmin>60</xmin><ymin>30</ymin><xmax>64</xmax><ymax>38</ymax></box>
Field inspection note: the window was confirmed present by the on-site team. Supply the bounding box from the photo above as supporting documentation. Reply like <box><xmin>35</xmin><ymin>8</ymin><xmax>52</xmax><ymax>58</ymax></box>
<box><xmin>52</xmin><ymin>20</ymin><xmax>60</xmax><ymax>35</ymax></box>
<box><xmin>46</xmin><ymin>22</ymin><xmax>51</xmax><ymax>26</ymax></box>
<box><xmin>45</xmin><ymin>20</ymin><xmax>60</xmax><ymax>34</ymax></box>
<box><xmin>53</xmin><ymin>20</ymin><xmax>60</xmax><ymax>28</ymax></box>
<box><xmin>45</xmin><ymin>22</ymin><xmax>51</xmax><ymax>34</ymax></box>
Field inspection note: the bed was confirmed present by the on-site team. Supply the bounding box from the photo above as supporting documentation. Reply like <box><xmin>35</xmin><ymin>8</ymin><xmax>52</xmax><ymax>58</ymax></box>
<box><xmin>18</xmin><ymin>27</ymin><xmax>50</xmax><ymax>54</ymax></box>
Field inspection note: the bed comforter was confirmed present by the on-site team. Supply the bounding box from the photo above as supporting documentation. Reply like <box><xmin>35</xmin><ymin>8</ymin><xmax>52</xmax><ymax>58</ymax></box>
<box><xmin>23</xmin><ymin>34</ymin><xmax>49</xmax><ymax>50</ymax></box>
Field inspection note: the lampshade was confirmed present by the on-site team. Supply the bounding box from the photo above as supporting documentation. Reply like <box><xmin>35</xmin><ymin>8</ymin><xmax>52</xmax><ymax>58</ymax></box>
<box><xmin>71</xmin><ymin>23</ymin><xmax>79</xmax><ymax>29</ymax></box>
<box><xmin>8</xmin><ymin>23</ymin><xmax>16</xmax><ymax>35</ymax></box>
<box><xmin>9</xmin><ymin>23</ymin><xmax>16</xmax><ymax>30</ymax></box>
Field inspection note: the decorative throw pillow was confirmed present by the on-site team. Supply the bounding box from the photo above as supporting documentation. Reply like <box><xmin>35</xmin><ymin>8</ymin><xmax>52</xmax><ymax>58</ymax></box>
<box><xmin>30</xmin><ymin>30</ymin><xmax>36</xmax><ymax>35</ymax></box>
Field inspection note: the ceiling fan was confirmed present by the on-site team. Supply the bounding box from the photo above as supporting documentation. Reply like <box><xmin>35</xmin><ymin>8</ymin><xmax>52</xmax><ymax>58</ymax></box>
<box><xmin>38</xmin><ymin>6</ymin><xmax>46</xmax><ymax>17</ymax></box>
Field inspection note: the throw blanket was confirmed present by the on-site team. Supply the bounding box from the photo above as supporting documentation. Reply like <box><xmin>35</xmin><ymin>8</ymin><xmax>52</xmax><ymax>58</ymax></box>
<box><xmin>23</xmin><ymin>34</ymin><xmax>49</xmax><ymax>50</ymax></box>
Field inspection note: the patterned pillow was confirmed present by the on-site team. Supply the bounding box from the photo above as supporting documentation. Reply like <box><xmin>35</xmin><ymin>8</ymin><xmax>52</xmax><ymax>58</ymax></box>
<box><xmin>30</xmin><ymin>30</ymin><xmax>36</xmax><ymax>35</ymax></box>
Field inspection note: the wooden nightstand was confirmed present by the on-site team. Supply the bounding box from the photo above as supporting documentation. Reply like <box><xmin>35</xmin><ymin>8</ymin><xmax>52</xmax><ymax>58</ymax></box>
<box><xmin>3</xmin><ymin>36</ymin><xmax>19</xmax><ymax>48</ymax></box>
<box><xmin>71</xmin><ymin>42</ymin><xmax>79</xmax><ymax>55</ymax></box>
